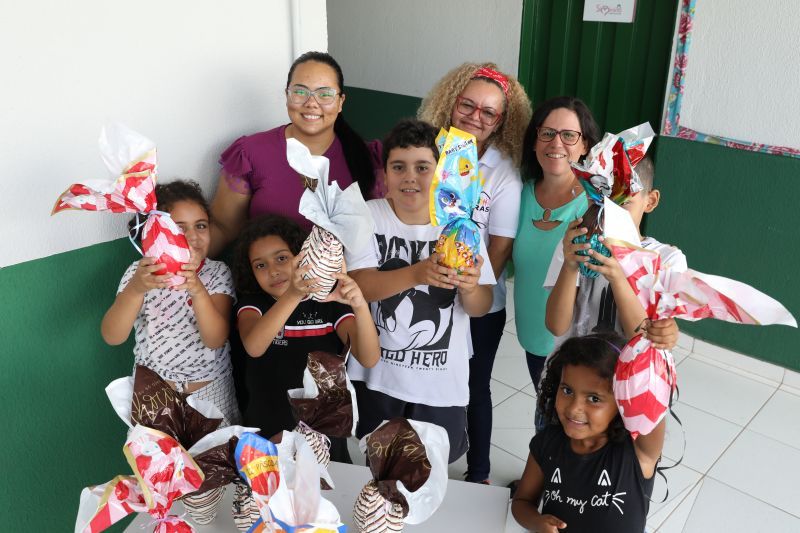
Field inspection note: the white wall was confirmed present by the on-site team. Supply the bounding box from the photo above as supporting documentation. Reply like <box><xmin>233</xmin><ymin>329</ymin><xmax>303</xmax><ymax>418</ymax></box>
<box><xmin>0</xmin><ymin>0</ymin><xmax>327</xmax><ymax>267</ymax></box>
<box><xmin>678</xmin><ymin>0</ymin><xmax>800</xmax><ymax>148</ymax></box>
<box><xmin>327</xmin><ymin>0</ymin><xmax>523</xmax><ymax>98</ymax></box>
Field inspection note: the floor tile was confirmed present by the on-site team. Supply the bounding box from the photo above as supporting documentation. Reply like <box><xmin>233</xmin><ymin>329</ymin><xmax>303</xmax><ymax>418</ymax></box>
<box><xmin>492</xmin><ymin>392</ymin><xmax>536</xmax><ymax>429</ymax></box>
<box><xmin>783</xmin><ymin>368</ymin><xmax>800</xmax><ymax>388</ymax></box>
<box><xmin>504</xmin><ymin>280</ymin><xmax>515</xmax><ymax>323</ymax></box>
<box><xmin>495</xmin><ymin>329</ymin><xmax>524</xmax><ymax>358</ymax></box>
<box><xmin>782</xmin><ymin>368</ymin><xmax>800</xmax><ymax>397</ymax></box>
<box><xmin>491</xmin><ymin>378</ymin><xmax>518</xmax><ymax>407</ymax></box>
<box><xmin>645</xmin><ymin>465</ymin><xmax>702</xmax><ymax>531</ymax></box>
<box><xmin>709</xmin><ymin>429</ymin><xmax>800</xmax><ymax>517</ymax></box>
<box><xmin>676</xmin><ymin>331</ymin><xmax>694</xmax><ymax>352</ymax></box>
<box><xmin>662</xmin><ymin>402</ymin><xmax>742</xmax><ymax>473</ymax></box>
<box><xmin>672</xmin><ymin>346</ymin><xmax>691</xmax><ymax>365</ymax></box>
<box><xmin>779</xmin><ymin>383</ymin><xmax>800</xmax><ymax>397</ymax></box>
<box><xmin>491</xmin><ymin>427</ymin><xmax>533</xmax><ymax>461</ymax></box>
<box><xmin>487</xmin><ymin>444</ymin><xmax>527</xmax><ymax>486</ymax></box>
<box><xmin>676</xmin><ymin>358</ymin><xmax>776</xmax><ymax>426</ymax></box>
<box><xmin>692</xmin><ymin>339</ymin><xmax>784</xmax><ymax>385</ymax></box>
<box><xmin>679</xmin><ymin>478</ymin><xmax>800</xmax><ymax>532</ymax></box>
<box><xmin>492</xmin><ymin>354</ymin><xmax>533</xmax><ymax>390</ymax></box>
<box><xmin>748</xmin><ymin>390</ymin><xmax>800</xmax><ymax>450</ymax></box>
<box><xmin>655</xmin><ymin>478</ymin><xmax>704</xmax><ymax>533</ymax></box>
<box><xmin>520</xmin><ymin>381</ymin><xmax>537</xmax><ymax>397</ymax></box>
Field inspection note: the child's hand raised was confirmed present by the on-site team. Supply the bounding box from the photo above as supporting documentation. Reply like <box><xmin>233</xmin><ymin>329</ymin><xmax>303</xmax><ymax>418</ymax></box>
<box><xmin>451</xmin><ymin>255</ymin><xmax>484</xmax><ymax>295</ymax></box>
<box><xmin>643</xmin><ymin>318</ymin><xmax>680</xmax><ymax>350</ymax></box>
<box><xmin>128</xmin><ymin>257</ymin><xmax>172</xmax><ymax>294</ymax></box>
<box><xmin>324</xmin><ymin>272</ymin><xmax>368</xmax><ymax>309</ymax></box>
<box><xmin>174</xmin><ymin>250</ymin><xmax>206</xmax><ymax>296</ymax></box>
<box><xmin>414</xmin><ymin>253</ymin><xmax>457</xmax><ymax>290</ymax></box>
<box><xmin>287</xmin><ymin>253</ymin><xmax>321</xmax><ymax>300</ymax></box>
<box><xmin>585</xmin><ymin>237</ymin><xmax>626</xmax><ymax>283</ymax></box>
<box><xmin>562</xmin><ymin>218</ymin><xmax>590</xmax><ymax>271</ymax></box>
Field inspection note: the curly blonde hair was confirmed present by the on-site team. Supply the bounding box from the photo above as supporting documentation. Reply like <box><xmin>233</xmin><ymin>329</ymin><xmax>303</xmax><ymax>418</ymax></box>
<box><xmin>417</xmin><ymin>62</ymin><xmax>532</xmax><ymax>167</ymax></box>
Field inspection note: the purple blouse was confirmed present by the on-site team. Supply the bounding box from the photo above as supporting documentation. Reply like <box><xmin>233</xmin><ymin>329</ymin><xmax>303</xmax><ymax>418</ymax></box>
<box><xmin>219</xmin><ymin>124</ymin><xmax>384</xmax><ymax>232</ymax></box>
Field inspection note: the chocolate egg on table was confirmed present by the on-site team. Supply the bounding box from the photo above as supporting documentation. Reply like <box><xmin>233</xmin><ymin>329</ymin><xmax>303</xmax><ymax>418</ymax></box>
<box><xmin>299</xmin><ymin>225</ymin><xmax>343</xmax><ymax>301</ymax></box>
<box><xmin>293</xmin><ymin>423</ymin><xmax>331</xmax><ymax>467</ymax></box>
<box><xmin>353</xmin><ymin>481</ymin><xmax>405</xmax><ymax>533</ymax></box>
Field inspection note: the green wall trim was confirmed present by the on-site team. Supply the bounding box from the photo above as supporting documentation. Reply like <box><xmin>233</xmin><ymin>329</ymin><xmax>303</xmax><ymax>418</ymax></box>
<box><xmin>649</xmin><ymin>137</ymin><xmax>799</xmax><ymax>371</ymax></box>
<box><xmin>342</xmin><ymin>85</ymin><xmax>422</xmax><ymax>141</ymax></box>
<box><xmin>1</xmin><ymin>239</ymin><xmax>138</xmax><ymax>531</ymax></box>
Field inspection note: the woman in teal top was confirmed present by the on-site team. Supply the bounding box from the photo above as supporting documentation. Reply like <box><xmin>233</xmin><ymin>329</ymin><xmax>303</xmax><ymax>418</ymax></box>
<box><xmin>512</xmin><ymin>96</ymin><xmax>600</xmax><ymax>388</ymax></box>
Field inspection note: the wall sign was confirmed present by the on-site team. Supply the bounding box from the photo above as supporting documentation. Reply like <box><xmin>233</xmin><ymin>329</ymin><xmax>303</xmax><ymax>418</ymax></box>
<box><xmin>583</xmin><ymin>0</ymin><xmax>637</xmax><ymax>23</ymax></box>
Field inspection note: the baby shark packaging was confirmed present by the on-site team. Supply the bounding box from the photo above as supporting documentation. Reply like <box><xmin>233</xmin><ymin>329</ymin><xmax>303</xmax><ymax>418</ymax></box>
<box><xmin>429</xmin><ymin>127</ymin><xmax>484</xmax><ymax>272</ymax></box>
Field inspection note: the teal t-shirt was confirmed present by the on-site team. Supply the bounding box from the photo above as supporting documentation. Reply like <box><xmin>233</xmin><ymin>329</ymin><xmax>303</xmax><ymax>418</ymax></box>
<box><xmin>512</xmin><ymin>181</ymin><xmax>588</xmax><ymax>356</ymax></box>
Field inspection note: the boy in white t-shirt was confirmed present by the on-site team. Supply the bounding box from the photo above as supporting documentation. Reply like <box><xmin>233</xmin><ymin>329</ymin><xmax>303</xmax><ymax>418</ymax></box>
<box><xmin>346</xmin><ymin>119</ymin><xmax>495</xmax><ymax>463</ymax></box>
<box><xmin>545</xmin><ymin>155</ymin><xmax>685</xmax><ymax>348</ymax></box>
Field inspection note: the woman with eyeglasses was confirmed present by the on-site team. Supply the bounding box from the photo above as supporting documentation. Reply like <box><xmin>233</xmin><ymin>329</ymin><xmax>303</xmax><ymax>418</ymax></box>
<box><xmin>417</xmin><ymin>62</ymin><xmax>532</xmax><ymax>485</ymax></box>
<box><xmin>513</xmin><ymin>96</ymin><xmax>600</xmax><ymax>392</ymax></box>
<box><xmin>208</xmin><ymin>51</ymin><xmax>383</xmax><ymax>257</ymax></box>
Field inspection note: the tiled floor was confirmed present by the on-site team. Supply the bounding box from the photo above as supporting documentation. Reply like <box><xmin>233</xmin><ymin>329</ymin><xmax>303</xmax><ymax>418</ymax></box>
<box><xmin>352</xmin><ymin>281</ymin><xmax>800</xmax><ymax>532</ymax></box>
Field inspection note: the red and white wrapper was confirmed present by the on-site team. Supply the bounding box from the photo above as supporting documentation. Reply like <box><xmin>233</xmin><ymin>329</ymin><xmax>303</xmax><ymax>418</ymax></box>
<box><xmin>570</xmin><ymin>122</ymin><xmax>655</xmax><ymax>205</ymax></box>
<box><xmin>75</xmin><ymin>425</ymin><xmax>204</xmax><ymax>533</ymax></box>
<box><xmin>53</xmin><ymin>123</ymin><xmax>191</xmax><ymax>286</ymax></box>
<box><xmin>604</xmin><ymin>201</ymin><xmax>797</xmax><ymax>439</ymax></box>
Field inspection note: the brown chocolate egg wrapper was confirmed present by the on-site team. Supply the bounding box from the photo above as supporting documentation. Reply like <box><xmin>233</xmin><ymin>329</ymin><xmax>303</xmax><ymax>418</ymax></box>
<box><xmin>578</xmin><ymin>203</ymin><xmax>603</xmax><ymax>237</ymax></box>
<box><xmin>300</xmin><ymin>225</ymin><xmax>343</xmax><ymax>301</ymax></box>
<box><xmin>353</xmin><ymin>481</ymin><xmax>405</xmax><ymax>533</ymax></box>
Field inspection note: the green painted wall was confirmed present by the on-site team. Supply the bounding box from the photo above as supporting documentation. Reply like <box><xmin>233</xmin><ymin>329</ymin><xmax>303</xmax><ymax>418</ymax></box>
<box><xmin>342</xmin><ymin>86</ymin><xmax>422</xmax><ymax>141</ymax></box>
<box><xmin>649</xmin><ymin>137</ymin><xmax>799</xmax><ymax>370</ymax></box>
<box><xmin>1</xmin><ymin>239</ymin><xmax>137</xmax><ymax>531</ymax></box>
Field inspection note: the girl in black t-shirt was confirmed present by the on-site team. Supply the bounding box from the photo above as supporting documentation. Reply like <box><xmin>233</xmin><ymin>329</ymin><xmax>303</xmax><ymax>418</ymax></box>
<box><xmin>511</xmin><ymin>333</ymin><xmax>665</xmax><ymax>532</ymax></box>
<box><xmin>231</xmin><ymin>215</ymin><xmax>380</xmax><ymax>439</ymax></box>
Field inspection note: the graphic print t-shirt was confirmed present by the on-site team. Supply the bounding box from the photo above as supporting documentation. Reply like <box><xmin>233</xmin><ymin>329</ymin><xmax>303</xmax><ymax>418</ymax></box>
<box><xmin>530</xmin><ymin>426</ymin><xmax>655</xmax><ymax>533</ymax></box>
<box><xmin>345</xmin><ymin>199</ymin><xmax>495</xmax><ymax>407</ymax></box>
<box><xmin>236</xmin><ymin>293</ymin><xmax>353</xmax><ymax>438</ymax></box>
<box><xmin>118</xmin><ymin>259</ymin><xmax>235</xmax><ymax>383</ymax></box>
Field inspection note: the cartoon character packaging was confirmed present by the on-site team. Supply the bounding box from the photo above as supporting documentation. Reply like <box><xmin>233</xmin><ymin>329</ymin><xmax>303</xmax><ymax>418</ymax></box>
<box><xmin>429</xmin><ymin>127</ymin><xmax>484</xmax><ymax>272</ymax></box>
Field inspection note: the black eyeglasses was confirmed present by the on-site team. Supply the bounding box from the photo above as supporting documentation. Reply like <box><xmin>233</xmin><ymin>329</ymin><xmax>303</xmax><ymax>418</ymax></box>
<box><xmin>537</xmin><ymin>127</ymin><xmax>583</xmax><ymax>146</ymax></box>
<box><xmin>285</xmin><ymin>85</ymin><xmax>340</xmax><ymax>106</ymax></box>
<box><xmin>455</xmin><ymin>96</ymin><xmax>503</xmax><ymax>126</ymax></box>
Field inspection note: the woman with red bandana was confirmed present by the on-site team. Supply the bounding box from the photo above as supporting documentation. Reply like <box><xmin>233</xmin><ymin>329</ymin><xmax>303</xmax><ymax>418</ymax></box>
<box><xmin>418</xmin><ymin>62</ymin><xmax>532</xmax><ymax>485</ymax></box>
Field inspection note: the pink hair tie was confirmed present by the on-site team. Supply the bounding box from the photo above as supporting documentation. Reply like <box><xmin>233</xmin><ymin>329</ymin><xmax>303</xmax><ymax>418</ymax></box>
<box><xmin>472</xmin><ymin>66</ymin><xmax>510</xmax><ymax>96</ymax></box>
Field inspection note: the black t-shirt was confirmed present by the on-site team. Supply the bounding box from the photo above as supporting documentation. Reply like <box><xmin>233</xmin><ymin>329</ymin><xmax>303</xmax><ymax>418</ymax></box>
<box><xmin>236</xmin><ymin>293</ymin><xmax>353</xmax><ymax>438</ymax></box>
<box><xmin>529</xmin><ymin>426</ymin><xmax>655</xmax><ymax>533</ymax></box>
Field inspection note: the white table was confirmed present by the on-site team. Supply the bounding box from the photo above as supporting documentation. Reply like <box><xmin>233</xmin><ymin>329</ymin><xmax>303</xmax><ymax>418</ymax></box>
<box><xmin>127</xmin><ymin>461</ymin><xmax>511</xmax><ymax>532</ymax></box>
